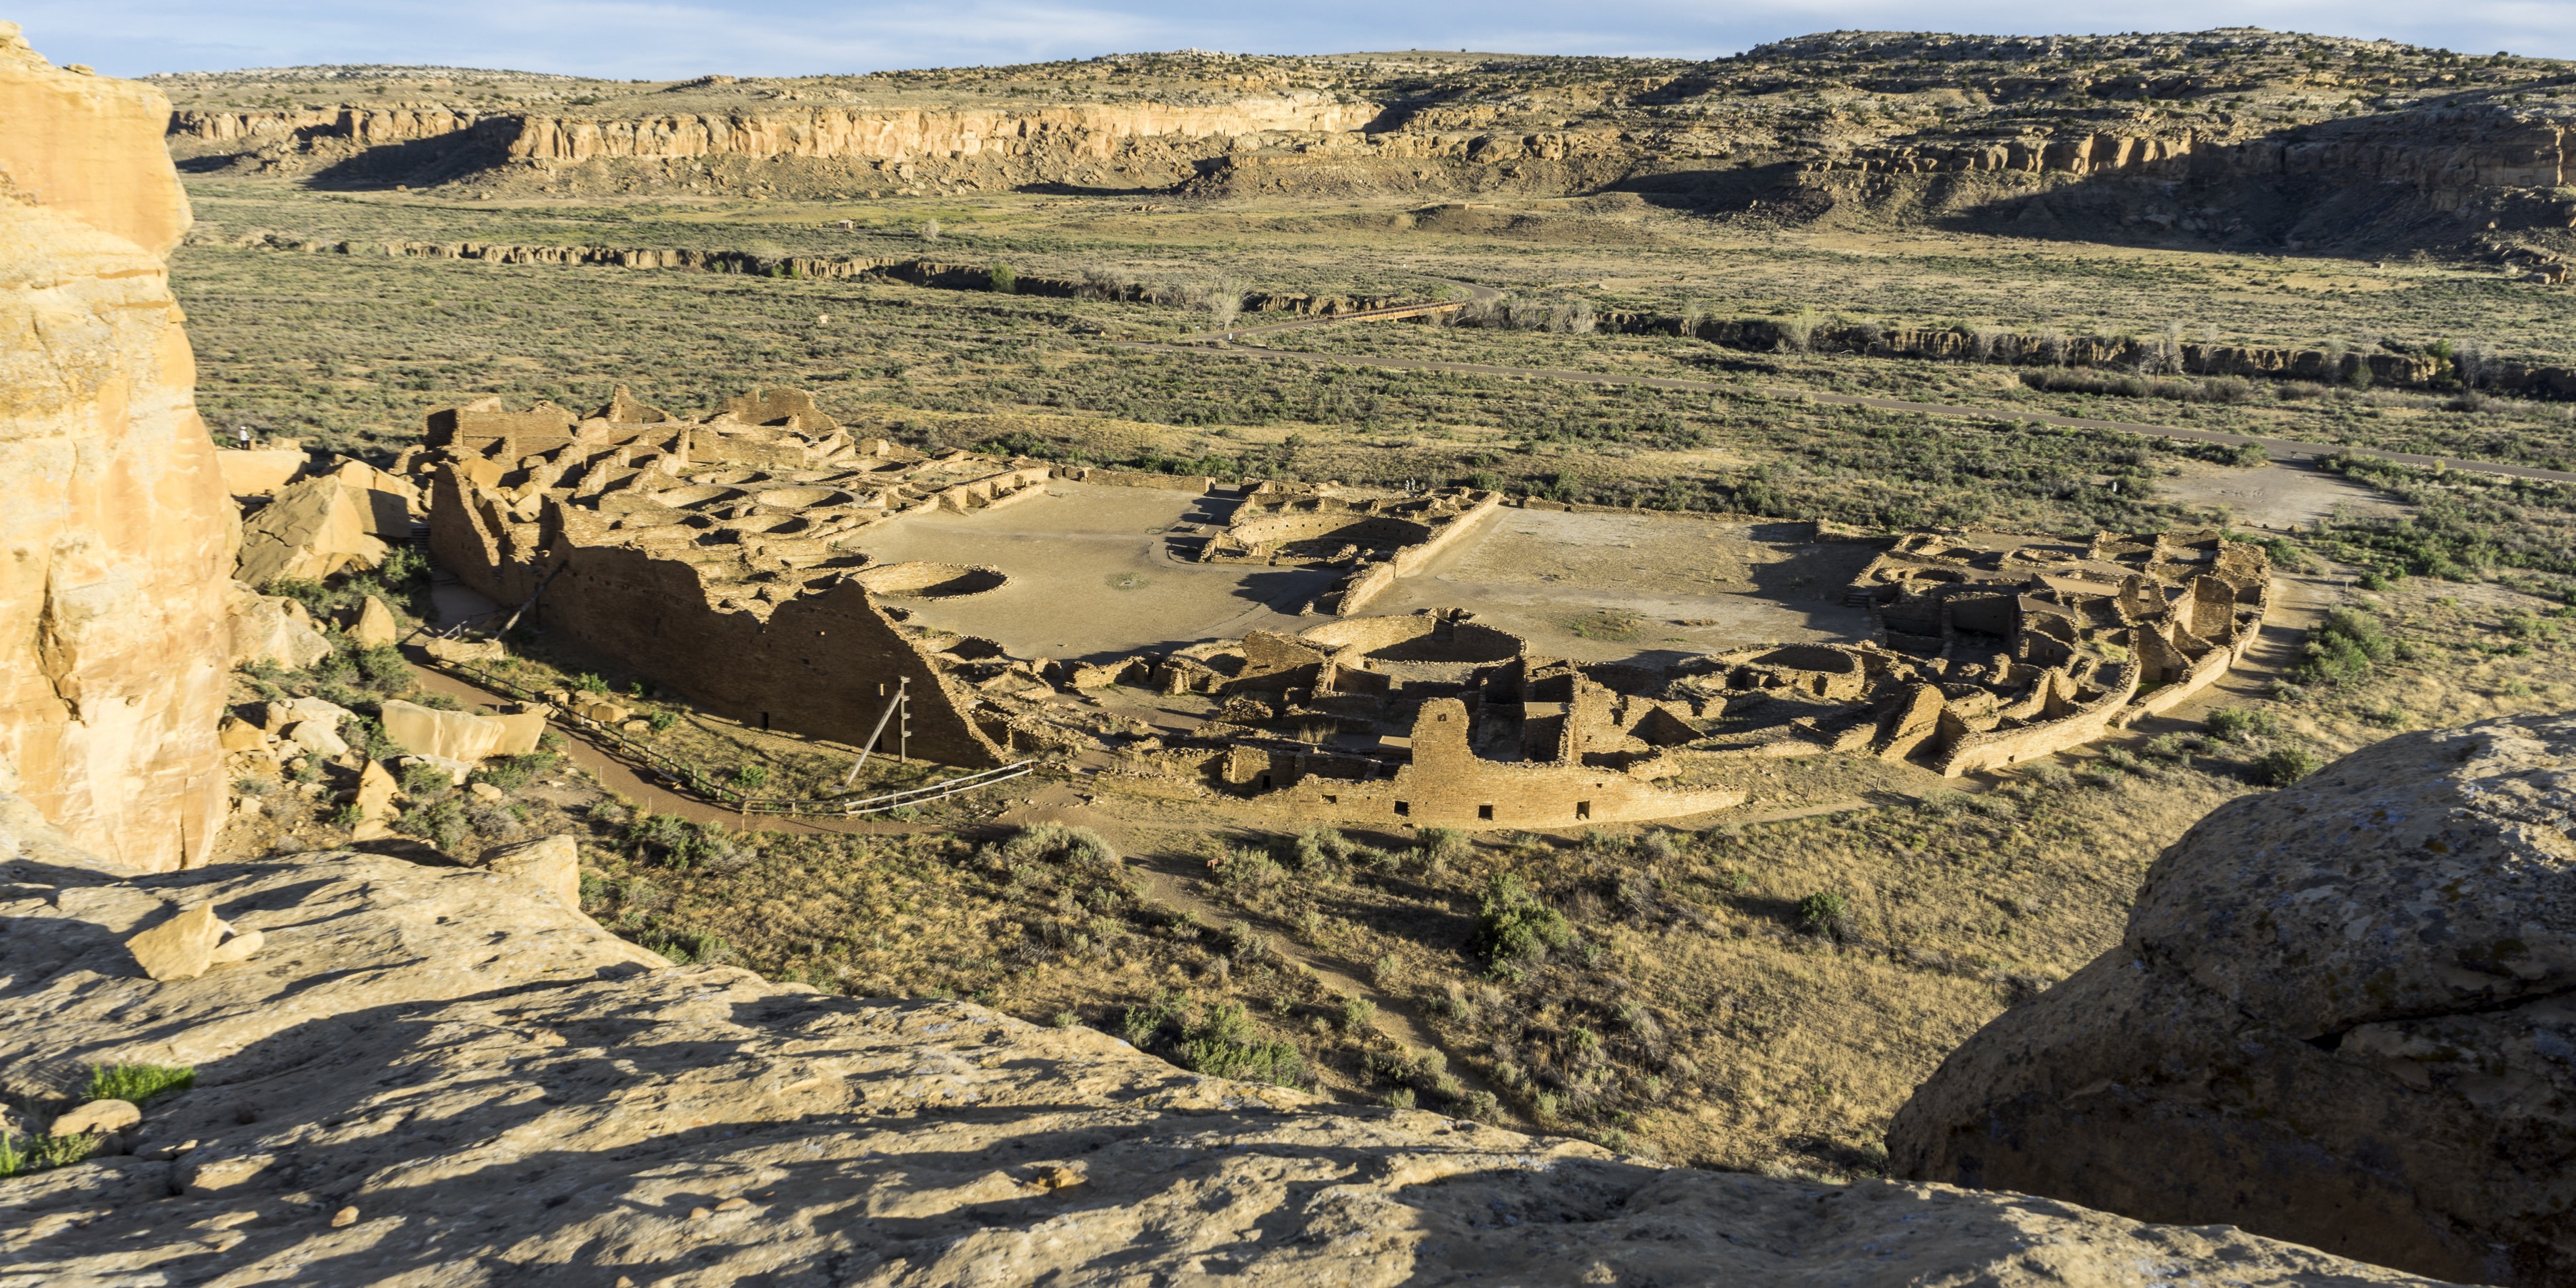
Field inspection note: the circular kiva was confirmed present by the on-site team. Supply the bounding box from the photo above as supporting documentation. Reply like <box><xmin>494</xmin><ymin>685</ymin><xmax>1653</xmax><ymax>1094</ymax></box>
<box><xmin>749</xmin><ymin>485</ymin><xmax>857</xmax><ymax>509</ymax></box>
<box><xmin>851</xmin><ymin>561</ymin><xmax>1009</xmax><ymax>599</ymax></box>
<box><xmin>647</xmin><ymin>484</ymin><xmax>745</xmax><ymax>509</ymax></box>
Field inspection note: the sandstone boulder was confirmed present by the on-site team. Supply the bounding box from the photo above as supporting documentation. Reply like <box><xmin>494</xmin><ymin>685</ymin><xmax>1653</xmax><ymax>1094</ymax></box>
<box><xmin>215</xmin><ymin>717</ymin><xmax>268</xmax><ymax>752</ymax></box>
<box><xmin>272</xmin><ymin>695</ymin><xmax>354</xmax><ymax>729</ymax></box>
<box><xmin>124</xmin><ymin>904</ymin><xmax>224</xmax><ymax>981</ymax></box>
<box><xmin>282</xmin><ymin>720</ymin><xmax>349</xmax><ymax>759</ymax></box>
<box><xmin>421</xmin><ymin>635</ymin><xmax>505</xmax><ymax>664</ymax></box>
<box><xmin>1890</xmin><ymin>713</ymin><xmax>2576</xmax><ymax>1284</ymax></box>
<box><xmin>47</xmin><ymin>1097</ymin><xmax>139</xmax><ymax>1139</ymax></box>
<box><xmin>0</xmin><ymin>29</ymin><xmax>232</xmax><ymax>872</ymax></box>
<box><xmin>350</xmin><ymin>594</ymin><xmax>400</xmax><ymax>648</ymax></box>
<box><xmin>349</xmin><ymin>759</ymin><xmax>397</xmax><ymax>822</ymax></box>
<box><xmin>0</xmin><ymin>808</ymin><xmax>2436</xmax><ymax>1287</ymax></box>
<box><xmin>378</xmin><ymin>698</ymin><xmax>544</xmax><ymax>764</ymax></box>
<box><xmin>224</xmin><ymin>584</ymin><xmax>333</xmax><ymax>672</ymax></box>
<box><xmin>234</xmin><ymin>471</ymin><xmax>392</xmax><ymax>586</ymax></box>
<box><xmin>214</xmin><ymin>448</ymin><xmax>309</xmax><ymax>497</ymax></box>
<box><xmin>477</xmin><ymin>833</ymin><xmax>580</xmax><ymax>910</ymax></box>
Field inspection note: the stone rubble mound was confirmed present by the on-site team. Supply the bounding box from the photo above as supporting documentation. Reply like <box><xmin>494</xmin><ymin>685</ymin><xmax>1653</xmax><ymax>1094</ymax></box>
<box><xmin>1891</xmin><ymin>712</ymin><xmax>2576</xmax><ymax>1285</ymax></box>
<box><xmin>0</xmin><ymin>787</ymin><xmax>2442</xmax><ymax>1286</ymax></box>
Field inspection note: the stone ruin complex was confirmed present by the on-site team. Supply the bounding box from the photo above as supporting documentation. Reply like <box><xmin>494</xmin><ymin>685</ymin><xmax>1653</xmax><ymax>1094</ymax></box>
<box><xmin>425</xmin><ymin>388</ymin><xmax>2270</xmax><ymax>825</ymax></box>
<box><xmin>1200</xmin><ymin>485</ymin><xmax>1499</xmax><ymax>615</ymax></box>
<box><xmin>1676</xmin><ymin>529</ymin><xmax>2273</xmax><ymax>778</ymax></box>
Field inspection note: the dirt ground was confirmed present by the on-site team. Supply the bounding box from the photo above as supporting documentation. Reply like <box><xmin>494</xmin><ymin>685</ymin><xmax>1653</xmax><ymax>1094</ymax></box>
<box><xmin>850</xmin><ymin>481</ymin><xmax>1334</xmax><ymax>658</ymax></box>
<box><xmin>1373</xmin><ymin>508</ymin><xmax>1880</xmax><ymax>662</ymax></box>
<box><xmin>2159</xmin><ymin>460</ymin><xmax>2412</xmax><ymax>531</ymax></box>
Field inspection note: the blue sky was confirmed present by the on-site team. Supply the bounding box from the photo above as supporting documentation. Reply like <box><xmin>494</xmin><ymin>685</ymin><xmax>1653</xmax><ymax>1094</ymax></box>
<box><xmin>17</xmin><ymin>0</ymin><xmax>2573</xmax><ymax>80</ymax></box>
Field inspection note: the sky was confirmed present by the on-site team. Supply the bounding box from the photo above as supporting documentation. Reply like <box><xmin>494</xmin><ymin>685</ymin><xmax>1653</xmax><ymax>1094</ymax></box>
<box><xmin>14</xmin><ymin>0</ymin><xmax>2575</xmax><ymax>81</ymax></box>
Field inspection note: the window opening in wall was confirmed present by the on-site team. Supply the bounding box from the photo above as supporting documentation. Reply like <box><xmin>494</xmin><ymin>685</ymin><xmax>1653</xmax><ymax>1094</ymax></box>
<box><xmin>1575</xmin><ymin>800</ymin><xmax>1591</xmax><ymax>820</ymax></box>
<box><xmin>1478</xmin><ymin>804</ymin><xmax>1494</xmax><ymax>820</ymax></box>
<box><xmin>1260</xmin><ymin>774</ymin><xmax>1273</xmax><ymax>789</ymax></box>
<box><xmin>762</xmin><ymin>712</ymin><xmax>772</xmax><ymax>730</ymax></box>
<box><xmin>1323</xmin><ymin>794</ymin><xmax>1338</xmax><ymax>804</ymax></box>
<box><xmin>1394</xmin><ymin>801</ymin><xmax>1411</xmax><ymax>817</ymax></box>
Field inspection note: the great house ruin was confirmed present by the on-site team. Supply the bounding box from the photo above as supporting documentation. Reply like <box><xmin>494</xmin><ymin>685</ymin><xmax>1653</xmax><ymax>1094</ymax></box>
<box><xmin>422</xmin><ymin>389</ymin><xmax>2269</xmax><ymax>827</ymax></box>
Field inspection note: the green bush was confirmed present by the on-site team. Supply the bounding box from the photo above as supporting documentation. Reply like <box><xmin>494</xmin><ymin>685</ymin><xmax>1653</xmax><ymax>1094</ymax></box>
<box><xmin>1175</xmin><ymin>1001</ymin><xmax>1305</xmax><ymax>1086</ymax></box>
<box><xmin>1797</xmin><ymin>890</ymin><xmax>1850</xmax><ymax>933</ymax></box>
<box><xmin>994</xmin><ymin>822</ymin><xmax>1120</xmax><ymax>874</ymax></box>
<box><xmin>354</xmin><ymin>645</ymin><xmax>413</xmax><ymax>692</ymax></box>
<box><xmin>2255</xmin><ymin>747</ymin><xmax>2323</xmax><ymax>786</ymax></box>
<box><xmin>86</xmin><ymin>1062</ymin><xmax>195</xmax><ymax>1106</ymax></box>
<box><xmin>0</xmin><ymin>1130</ymin><xmax>99</xmax><ymax>1179</ymax></box>
<box><xmin>2290</xmin><ymin>609</ymin><xmax>2393</xmax><ymax>685</ymax></box>
<box><xmin>399</xmin><ymin>763</ymin><xmax>453</xmax><ymax>799</ymax></box>
<box><xmin>1121</xmin><ymin>988</ymin><xmax>1190</xmax><ymax>1047</ymax></box>
<box><xmin>732</xmin><ymin>764</ymin><xmax>770</xmax><ymax>790</ymax></box>
<box><xmin>2204</xmin><ymin>707</ymin><xmax>2280</xmax><ymax>743</ymax></box>
<box><xmin>1470</xmin><ymin>872</ymin><xmax>1572</xmax><ymax>972</ymax></box>
<box><xmin>1339</xmin><ymin>995</ymin><xmax>1378</xmax><ymax>1033</ymax></box>
<box><xmin>471</xmin><ymin>752</ymin><xmax>559</xmax><ymax>791</ymax></box>
<box><xmin>988</xmin><ymin>264</ymin><xmax>1017</xmax><ymax>294</ymax></box>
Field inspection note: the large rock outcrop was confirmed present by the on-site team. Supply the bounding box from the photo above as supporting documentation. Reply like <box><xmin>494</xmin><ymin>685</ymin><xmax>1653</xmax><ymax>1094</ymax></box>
<box><xmin>0</xmin><ymin>26</ymin><xmax>232</xmax><ymax>872</ymax></box>
<box><xmin>0</xmin><ymin>789</ymin><xmax>2438</xmax><ymax>1286</ymax></box>
<box><xmin>1890</xmin><ymin>713</ymin><xmax>2576</xmax><ymax>1285</ymax></box>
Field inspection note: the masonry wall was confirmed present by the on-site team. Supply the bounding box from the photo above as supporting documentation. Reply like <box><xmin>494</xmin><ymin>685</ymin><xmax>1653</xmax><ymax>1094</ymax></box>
<box><xmin>1268</xmin><ymin>699</ymin><xmax>1741</xmax><ymax>829</ymax></box>
<box><xmin>538</xmin><ymin>544</ymin><xmax>1005</xmax><ymax>767</ymax></box>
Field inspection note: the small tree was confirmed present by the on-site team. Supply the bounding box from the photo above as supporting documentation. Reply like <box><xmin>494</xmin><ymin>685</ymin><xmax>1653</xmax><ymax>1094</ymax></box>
<box><xmin>988</xmin><ymin>263</ymin><xmax>1016</xmax><ymax>294</ymax></box>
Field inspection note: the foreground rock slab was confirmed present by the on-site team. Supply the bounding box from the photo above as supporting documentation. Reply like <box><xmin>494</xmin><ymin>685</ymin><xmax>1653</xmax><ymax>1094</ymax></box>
<box><xmin>1891</xmin><ymin>713</ymin><xmax>2576</xmax><ymax>1285</ymax></box>
<box><xmin>0</xmin><ymin>807</ymin><xmax>2441</xmax><ymax>1285</ymax></box>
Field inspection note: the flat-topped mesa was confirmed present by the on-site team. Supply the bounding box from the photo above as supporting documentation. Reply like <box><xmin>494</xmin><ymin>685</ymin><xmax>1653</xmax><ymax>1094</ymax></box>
<box><xmin>427</xmin><ymin>386</ymin><xmax>1054</xmax><ymax>767</ymax></box>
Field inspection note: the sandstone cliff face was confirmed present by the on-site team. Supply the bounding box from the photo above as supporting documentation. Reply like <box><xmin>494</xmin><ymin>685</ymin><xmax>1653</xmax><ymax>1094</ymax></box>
<box><xmin>0</xmin><ymin>789</ymin><xmax>2442</xmax><ymax>1286</ymax></box>
<box><xmin>0</xmin><ymin>26</ymin><xmax>232</xmax><ymax>872</ymax></box>
<box><xmin>1889</xmin><ymin>713</ymin><xmax>2576</xmax><ymax>1286</ymax></box>
<box><xmin>504</xmin><ymin>93</ymin><xmax>1378</xmax><ymax>163</ymax></box>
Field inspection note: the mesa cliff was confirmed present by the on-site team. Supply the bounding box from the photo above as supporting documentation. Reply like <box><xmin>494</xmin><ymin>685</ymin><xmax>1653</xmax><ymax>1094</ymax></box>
<box><xmin>0</xmin><ymin>22</ymin><xmax>232</xmax><ymax>872</ymax></box>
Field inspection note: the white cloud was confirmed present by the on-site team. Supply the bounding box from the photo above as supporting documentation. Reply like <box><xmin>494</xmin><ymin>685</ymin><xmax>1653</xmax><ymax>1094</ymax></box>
<box><xmin>14</xmin><ymin>0</ymin><xmax>2570</xmax><ymax>80</ymax></box>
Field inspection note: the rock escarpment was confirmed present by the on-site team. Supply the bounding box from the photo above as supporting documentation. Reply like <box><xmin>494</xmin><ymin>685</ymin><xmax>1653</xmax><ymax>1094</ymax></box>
<box><xmin>0</xmin><ymin>787</ymin><xmax>2442</xmax><ymax>1285</ymax></box>
<box><xmin>0</xmin><ymin>26</ymin><xmax>233</xmax><ymax>872</ymax></box>
<box><xmin>1890</xmin><ymin>713</ymin><xmax>2576</xmax><ymax>1285</ymax></box>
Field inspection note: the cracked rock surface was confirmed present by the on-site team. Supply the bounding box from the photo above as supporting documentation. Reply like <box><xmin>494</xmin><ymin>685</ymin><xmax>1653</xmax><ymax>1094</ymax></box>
<box><xmin>0</xmin><ymin>799</ymin><xmax>2442</xmax><ymax>1286</ymax></box>
<box><xmin>1891</xmin><ymin>712</ymin><xmax>2576</xmax><ymax>1286</ymax></box>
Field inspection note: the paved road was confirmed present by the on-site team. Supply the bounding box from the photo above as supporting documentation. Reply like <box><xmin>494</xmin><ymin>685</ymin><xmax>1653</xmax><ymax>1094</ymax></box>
<box><xmin>1111</xmin><ymin>334</ymin><xmax>2576</xmax><ymax>488</ymax></box>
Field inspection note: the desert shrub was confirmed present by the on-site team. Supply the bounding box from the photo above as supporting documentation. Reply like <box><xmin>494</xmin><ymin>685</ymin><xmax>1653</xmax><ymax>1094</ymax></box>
<box><xmin>1175</xmin><ymin>1001</ymin><xmax>1304</xmax><ymax>1086</ymax></box>
<box><xmin>731</xmin><ymin>764</ymin><xmax>770</xmax><ymax>790</ymax></box>
<box><xmin>994</xmin><ymin>822</ymin><xmax>1120</xmax><ymax>876</ymax></box>
<box><xmin>0</xmin><ymin>1130</ymin><xmax>99</xmax><ymax>1179</ymax></box>
<box><xmin>1121</xmin><ymin>989</ymin><xmax>1190</xmax><ymax>1045</ymax></box>
<box><xmin>2291</xmin><ymin>609</ymin><xmax>2393</xmax><ymax>685</ymax></box>
<box><xmin>1797</xmin><ymin>890</ymin><xmax>1851</xmax><ymax>934</ymax></box>
<box><xmin>394</xmin><ymin>795</ymin><xmax>469</xmax><ymax>852</ymax></box>
<box><xmin>2254</xmin><ymin>747</ymin><xmax>2323</xmax><ymax>786</ymax></box>
<box><xmin>1471</xmin><ymin>872</ymin><xmax>1572</xmax><ymax>975</ymax></box>
<box><xmin>1209</xmin><ymin>843</ymin><xmax>1281</xmax><ymax>892</ymax></box>
<box><xmin>1339</xmin><ymin>995</ymin><xmax>1378</xmax><ymax>1033</ymax></box>
<box><xmin>471</xmin><ymin>752</ymin><xmax>558</xmax><ymax>791</ymax></box>
<box><xmin>988</xmin><ymin>264</ymin><xmax>1016</xmax><ymax>294</ymax></box>
<box><xmin>399</xmin><ymin>763</ymin><xmax>453</xmax><ymax>799</ymax></box>
<box><xmin>86</xmin><ymin>1063</ymin><xmax>195</xmax><ymax>1106</ymax></box>
<box><xmin>2204</xmin><ymin>707</ymin><xmax>2279</xmax><ymax>744</ymax></box>
<box><xmin>1416</xmin><ymin>826</ymin><xmax>1472</xmax><ymax>870</ymax></box>
<box><xmin>354</xmin><ymin>645</ymin><xmax>412</xmax><ymax>692</ymax></box>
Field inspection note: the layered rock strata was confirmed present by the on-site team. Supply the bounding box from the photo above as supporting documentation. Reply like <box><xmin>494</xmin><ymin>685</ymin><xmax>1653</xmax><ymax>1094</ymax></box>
<box><xmin>1889</xmin><ymin>713</ymin><xmax>2576</xmax><ymax>1285</ymax></box>
<box><xmin>0</xmin><ymin>787</ymin><xmax>2444</xmax><ymax>1285</ymax></box>
<box><xmin>0</xmin><ymin>27</ymin><xmax>232</xmax><ymax>872</ymax></box>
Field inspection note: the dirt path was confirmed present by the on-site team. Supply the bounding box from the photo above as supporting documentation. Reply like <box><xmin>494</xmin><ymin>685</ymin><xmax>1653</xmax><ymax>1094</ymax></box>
<box><xmin>1112</xmin><ymin>339</ymin><xmax>2576</xmax><ymax>487</ymax></box>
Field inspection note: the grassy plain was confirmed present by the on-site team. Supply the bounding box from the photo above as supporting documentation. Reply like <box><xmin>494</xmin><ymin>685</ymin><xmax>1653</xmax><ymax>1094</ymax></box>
<box><xmin>184</xmin><ymin>168</ymin><xmax>2576</xmax><ymax>1175</ymax></box>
